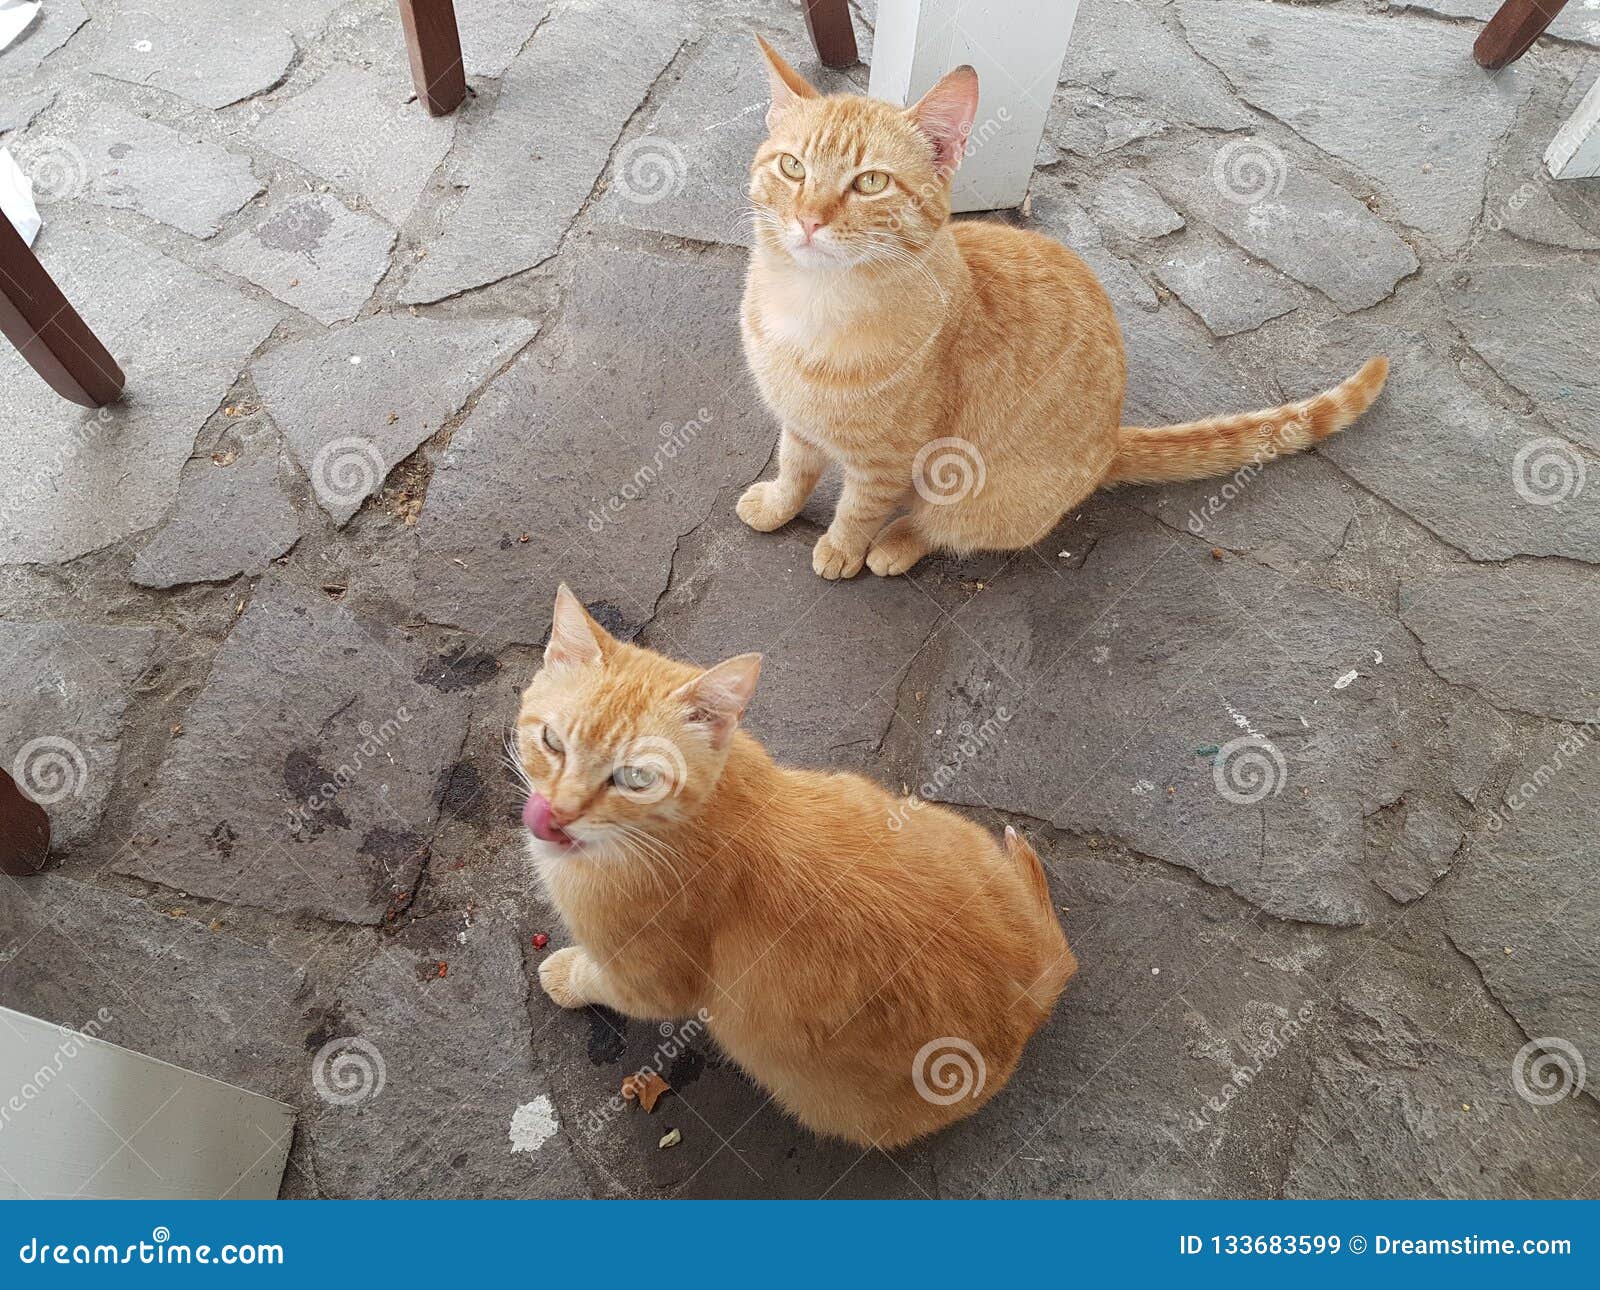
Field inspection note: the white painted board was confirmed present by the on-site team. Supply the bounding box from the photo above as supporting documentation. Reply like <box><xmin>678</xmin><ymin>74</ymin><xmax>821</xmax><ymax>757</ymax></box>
<box><xmin>0</xmin><ymin>1004</ymin><xmax>294</xmax><ymax>1200</ymax></box>
<box><xmin>869</xmin><ymin>0</ymin><xmax>1082</xmax><ymax>211</ymax></box>
<box><xmin>1546</xmin><ymin>71</ymin><xmax>1600</xmax><ymax>180</ymax></box>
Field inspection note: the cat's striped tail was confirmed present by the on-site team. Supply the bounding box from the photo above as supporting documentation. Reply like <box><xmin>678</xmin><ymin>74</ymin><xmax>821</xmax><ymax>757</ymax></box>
<box><xmin>1105</xmin><ymin>356</ymin><xmax>1389</xmax><ymax>486</ymax></box>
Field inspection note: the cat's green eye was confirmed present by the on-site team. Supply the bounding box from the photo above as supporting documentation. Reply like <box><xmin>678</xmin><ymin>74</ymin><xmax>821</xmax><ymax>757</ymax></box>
<box><xmin>542</xmin><ymin>726</ymin><xmax>564</xmax><ymax>755</ymax></box>
<box><xmin>612</xmin><ymin>765</ymin><xmax>658</xmax><ymax>793</ymax></box>
<box><xmin>853</xmin><ymin>170</ymin><xmax>890</xmax><ymax>195</ymax></box>
<box><xmin>778</xmin><ymin>153</ymin><xmax>806</xmax><ymax>180</ymax></box>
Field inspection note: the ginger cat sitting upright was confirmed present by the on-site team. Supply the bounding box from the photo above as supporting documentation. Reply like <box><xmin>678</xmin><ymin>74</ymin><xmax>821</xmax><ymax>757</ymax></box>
<box><xmin>737</xmin><ymin>37</ymin><xmax>1389</xmax><ymax>579</ymax></box>
<box><xmin>520</xmin><ymin>585</ymin><xmax>1075</xmax><ymax>1149</ymax></box>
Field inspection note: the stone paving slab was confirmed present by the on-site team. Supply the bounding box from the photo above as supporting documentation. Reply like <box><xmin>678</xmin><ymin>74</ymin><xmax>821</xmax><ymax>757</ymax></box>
<box><xmin>1149</xmin><ymin>140</ymin><xmax>1420</xmax><ymax>313</ymax></box>
<box><xmin>253</xmin><ymin>62</ymin><xmax>456</xmax><ymax>226</ymax></box>
<box><xmin>400</xmin><ymin>0</ymin><xmax>687</xmax><ymax>303</ymax></box>
<box><xmin>252</xmin><ymin>313</ymin><xmax>539</xmax><ymax>525</ymax></box>
<box><xmin>207</xmin><ymin>192</ymin><xmax>396</xmax><ymax>325</ymax></box>
<box><xmin>119</xmin><ymin>580</ymin><xmax>472</xmax><ymax>925</ymax></box>
<box><xmin>0</xmin><ymin>224</ymin><xmax>279</xmax><ymax>565</ymax></box>
<box><xmin>1294</xmin><ymin>331</ymin><xmax>1600</xmax><ymax>564</ymax></box>
<box><xmin>0</xmin><ymin>876</ymin><xmax>311</xmax><ymax>1106</ymax></box>
<box><xmin>0</xmin><ymin>621</ymin><xmax>158</xmax><ymax>850</ymax></box>
<box><xmin>301</xmin><ymin>911</ymin><xmax>591</xmax><ymax>1198</ymax></box>
<box><xmin>68</xmin><ymin>106</ymin><xmax>262</xmax><ymax>239</ymax></box>
<box><xmin>412</xmin><ymin>242</ymin><xmax>770</xmax><ymax>641</ymax></box>
<box><xmin>0</xmin><ymin>0</ymin><xmax>85</xmax><ymax>77</ymax></box>
<box><xmin>90</xmin><ymin>0</ymin><xmax>347</xmax><ymax>110</ymax></box>
<box><xmin>1393</xmin><ymin>0</ymin><xmax>1600</xmax><ymax>50</ymax></box>
<box><xmin>910</xmin><ymin>523</ymin><xmax>1455</xmax><ymax>928</ymax></box>
<box><xmin>1154</xmin><ymin>238</ymin><xmax>1300</xmax><ymax>338</ymax></box>
<box><xmin>129</xmin><ymin>425</ymin><xmax>300</xmax><ymax>588</ymax></box>
<box><xmin>1178</xmin><ymin>1</ymin><xmax>1531</xmax><ymax>252</ymax></box>
<box><xmin>1057</xmin><ymin>0</ymin><xmax>1252</xmax><ymax>131</ymax></box>
<box><xmin>1444</xmin><ymin>262</ymin><xmax>1600</xmax><ymax>454</ymax></box>
<box><xmin>1401</xmin><ymin>562</ymin><xmax>1600</xmax><ymax>723</ymax></box>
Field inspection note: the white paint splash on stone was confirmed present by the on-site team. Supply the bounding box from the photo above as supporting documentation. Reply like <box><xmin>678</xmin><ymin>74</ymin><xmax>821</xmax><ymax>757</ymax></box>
<box><xmin>509</xmin><ymin>1095</ymin><xmax>559</xmax><ymax>1153</ymax></box>
<box><xmin>1334</xmin><ymin>670</ymin><xmax>1360</xmax><ymax>690</ymax></box>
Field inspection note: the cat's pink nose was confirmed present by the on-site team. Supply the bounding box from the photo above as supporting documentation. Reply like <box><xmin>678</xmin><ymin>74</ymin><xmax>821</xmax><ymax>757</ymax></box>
<box><xmin>798</xmin><ymin>216</ymin><xmax>824</xmax><ymax>242</ymax></box>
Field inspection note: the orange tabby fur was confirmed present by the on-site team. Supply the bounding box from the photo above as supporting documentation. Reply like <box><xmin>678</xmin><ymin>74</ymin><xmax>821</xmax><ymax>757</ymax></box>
<box><xmin>519</xmin><ymin>585</ymin><xmax>1075</xmax><ymax>1148</ymax></box>
<box><xmin>737</xmin><ymin>38</ymin><xmax>1390</xmax><ymax>579</ymax></box>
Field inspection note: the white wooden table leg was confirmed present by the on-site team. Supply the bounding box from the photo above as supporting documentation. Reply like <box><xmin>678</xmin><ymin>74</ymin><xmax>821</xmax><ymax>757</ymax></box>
<box><xmin>1546</xmin><ymin>71</ymin><xmax>1600</xmax><ymax>180</ymax></box>
<box><xmin>868</xmin><ymin>0</ymin><xmax>1082</xmax><ymax>212</ymax></box>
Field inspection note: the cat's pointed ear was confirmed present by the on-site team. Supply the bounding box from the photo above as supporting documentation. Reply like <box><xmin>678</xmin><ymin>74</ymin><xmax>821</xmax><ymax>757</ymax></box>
<box><xmin>545</xmin><ymin>583</ymin><xmax>607</xmax><ymax>669</ymax></box>
<box><xmin>756</xmin><ymin>35</ymin><xmax>818</xmax><ymax>128</ymax></box>
<box><xmin>674</xmin><ymin>653</ymin><xmax>763</xmax><ymax>749</ymax></box>
<box><xmin>909</xmin><ymin>65</ymin><xmax>979</xmax><ymax>178</ymax></box>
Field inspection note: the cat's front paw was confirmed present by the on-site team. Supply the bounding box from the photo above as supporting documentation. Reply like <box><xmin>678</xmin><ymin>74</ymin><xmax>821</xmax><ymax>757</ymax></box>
<box><xmin>866</xmin><ymin>517</ymin><xmax>931</xmax><ymax>577</ymax></box>
<box><xmin>737</xmin><ymin>481</ymin><xmax>797</xmax><ymax>533</ymax></box>
<box><xmin>538</xmin><ymin>946</ymin><xmax>590</xmax><ymax>1009</ymax></box>
<box><xmin>812</xmin><ymin>532</ymin><xmax>867</xmax><ymax>580</ymax></box>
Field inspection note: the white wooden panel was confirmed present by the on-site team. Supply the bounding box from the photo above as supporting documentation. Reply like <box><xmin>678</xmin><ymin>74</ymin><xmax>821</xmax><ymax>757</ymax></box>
<box><xmin>0</xmin><ymin>1005</ymin><xmax>294</xmax><ymax>1200</ymax></box>
<box><xmin>869</xmin><ymin>0</ymin><xmax>1082</xmax><ymax>212</ymax></box>
<box><xmin>1546</xmin><ymin>72</ymin><xmax>1600</xmax><ymax>180</ymax></box>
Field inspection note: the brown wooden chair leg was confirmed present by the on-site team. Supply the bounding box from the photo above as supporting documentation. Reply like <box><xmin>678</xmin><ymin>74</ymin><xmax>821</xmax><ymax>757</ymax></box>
<box><xmin>803</xmin><ymin>0</ymin><xmax>859</xmax><ymax>69</ymax></box>
<box><xmin>398</xmin><ymin>0</ymin><xmax>467</xmax><ymax>116</ymax></box>
<box><xmin>0</xmin><ymin>211</ymin><xmax>124</xmax><ymax>409</ymax></box>
<box><xmin>0</xmin><ymin>766</ymin><xmax>51</xmax><ymax>878</ymax></box>
<box><xmin>1474</xmin><ymin>0</ymin><xmax>1572</xmax><ymax>70</ymax></box>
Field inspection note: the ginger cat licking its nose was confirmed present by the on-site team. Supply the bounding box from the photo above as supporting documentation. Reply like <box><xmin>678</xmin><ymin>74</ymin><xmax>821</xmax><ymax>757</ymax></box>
<box><xmin>520</xmin><ymin>585</ymin><xmax>1075</xmax><ymax>1148</ymax></box>
<box><xmin>738</xmin><ymin>37</ymin><xmax>1389</xmax><ymax>579</ymax></box>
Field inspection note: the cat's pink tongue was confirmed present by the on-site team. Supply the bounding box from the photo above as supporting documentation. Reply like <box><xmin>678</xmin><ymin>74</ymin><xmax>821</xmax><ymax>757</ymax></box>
<box><xmin>523</xmin><ymin>793</ymin><xmax>573</xmax><ymax>846</ymax></box>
